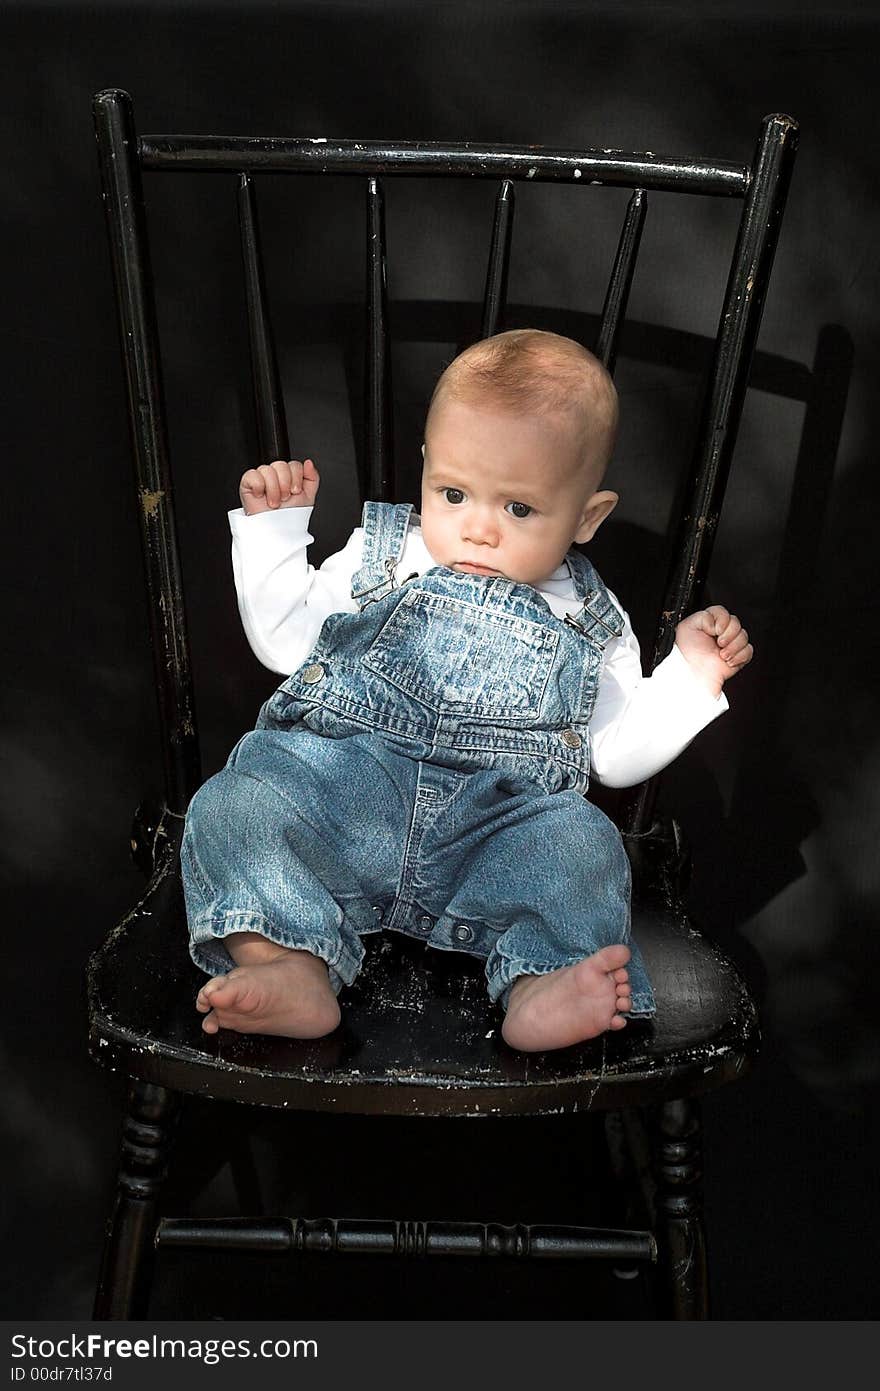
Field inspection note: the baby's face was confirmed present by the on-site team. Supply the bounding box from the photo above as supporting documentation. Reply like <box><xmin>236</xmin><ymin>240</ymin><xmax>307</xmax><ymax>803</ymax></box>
<box><xmin>420</xmin><ymin>398</ymin><xmax>613</xmax><ymax>586</ymax></box>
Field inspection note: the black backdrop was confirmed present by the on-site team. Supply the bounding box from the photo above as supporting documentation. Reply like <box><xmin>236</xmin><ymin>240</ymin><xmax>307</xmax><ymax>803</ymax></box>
<box><xmin>3</xmin><ymin>0</ymin><xmax>878</xmax><ymax>1320</ymax></box>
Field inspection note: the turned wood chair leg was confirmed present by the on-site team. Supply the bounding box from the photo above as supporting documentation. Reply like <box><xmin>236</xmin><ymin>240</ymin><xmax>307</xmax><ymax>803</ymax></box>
<box><xmin>93</xmin><ymin>1080</ymin><xmax>180</xmax><ymax>1320</ymax></box>
<box><xmin>654</xmin><ymin>1096</ymin><xmax>709</xmax><ymax>1319</ymax></box>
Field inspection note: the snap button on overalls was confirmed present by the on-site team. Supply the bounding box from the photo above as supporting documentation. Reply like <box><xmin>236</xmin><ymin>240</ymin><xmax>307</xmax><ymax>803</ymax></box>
<box><xmin>181</xmin><ymin>502</ymin><xmax>655</xmax><ymax>1014</ymax></box>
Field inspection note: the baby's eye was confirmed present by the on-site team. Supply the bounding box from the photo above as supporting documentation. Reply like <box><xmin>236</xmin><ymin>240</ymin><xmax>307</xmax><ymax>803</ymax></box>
<box><xmin>505</xmin><ymin>501</ymin><xmax>532</xmax><ymax>518</ymax></box>
<box><xmin>443</xmin><ymin>488</ymin><xmax>466</xmax><ymax>505</ymax></box>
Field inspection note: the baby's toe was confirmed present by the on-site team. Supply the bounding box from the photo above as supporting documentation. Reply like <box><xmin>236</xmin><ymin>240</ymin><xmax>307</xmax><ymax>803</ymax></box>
<box><xmin>594</xmin><ymin>945</ymin><xmax>631</xmax><ymax>973</ymax></box>
<box><xmin>609</xmin><ymin>1014</ymin><xmax>628</xmax><ymax>1030</ymax></box>
<box><xmin>197</xmin><ymin>977</ymin><xmax>224</xmax><ymax>1008</ymax></box>
<box><xmin>201</xmin><ymin>1012</ymin><xmax>220</xmax><ymax>1034</ymax></box>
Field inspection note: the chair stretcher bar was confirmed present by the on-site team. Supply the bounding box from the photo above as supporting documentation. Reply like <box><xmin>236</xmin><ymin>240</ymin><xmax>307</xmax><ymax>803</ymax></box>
<box><xmin>157</xmin><ymin>1216</ymin><xmax>656</xmax><ymax>1262</ymax></box>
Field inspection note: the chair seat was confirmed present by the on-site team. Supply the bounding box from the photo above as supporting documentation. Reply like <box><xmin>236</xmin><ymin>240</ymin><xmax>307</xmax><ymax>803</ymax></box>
<box><xmin>88</xmin><ymin>820</ymin><xmax>758</xmax><ymax>1118</ymax></box>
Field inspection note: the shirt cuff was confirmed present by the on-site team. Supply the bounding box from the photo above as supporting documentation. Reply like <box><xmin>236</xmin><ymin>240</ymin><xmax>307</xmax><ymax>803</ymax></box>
<box><xmin>229</xmin><ymin>505</ymin><xmax>316</xmax><ymax>564</ymax></box>
<box><xmin>229</xmin><ymin>504</ymin><xmax>314</xmax><ymax>536</ymax></box>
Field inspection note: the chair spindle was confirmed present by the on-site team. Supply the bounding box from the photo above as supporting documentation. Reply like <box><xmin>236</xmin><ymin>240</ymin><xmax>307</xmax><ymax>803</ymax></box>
<box><xmin>480</xmin><ymin>180</ymin><xmax>515</xmax><ymax>339</ymax></box>
<box><xmin>365</xmin><ymin>177</ymin><xmax>394</xmax><ymax>503</ymax></box>
<box><xmin>238</xmin><ymin>173</ymin><xmax>290</xmax><ymax>465</ymax></box>
<box><xmin>595</xmin><ymin>189</ymin><xmax>647</xmax><ymax>376</ymax></box>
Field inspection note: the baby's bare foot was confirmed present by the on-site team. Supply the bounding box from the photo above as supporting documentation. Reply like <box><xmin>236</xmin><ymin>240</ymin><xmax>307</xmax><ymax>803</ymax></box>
<box><xmin>501</xmin><ymin>944</ymin><xmax>632</xmax><ymax>1052</ymax></box>
<box><xmin>196</xmin><ymin>947</ymin><xmax>341</xmax><ymax>1039</ymax></box>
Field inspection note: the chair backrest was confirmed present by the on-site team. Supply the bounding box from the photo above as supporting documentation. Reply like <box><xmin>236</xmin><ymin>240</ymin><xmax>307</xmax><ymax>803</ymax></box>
<box><xmin>92</xmin><ymin>88</ymin><xmax>797</xmax><ymax>833</ymax></box>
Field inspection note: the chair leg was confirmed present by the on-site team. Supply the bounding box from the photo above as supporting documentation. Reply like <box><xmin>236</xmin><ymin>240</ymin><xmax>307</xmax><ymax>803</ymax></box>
<box><xmin>93</xmin><ymin>1080</ymin><xmax>180</xmax><ymax>1320</ymax></box>
<box><xmin>654</xmin><ymin>1097</ymin><xmax>709</xmax><ymax>1319</ymax></box>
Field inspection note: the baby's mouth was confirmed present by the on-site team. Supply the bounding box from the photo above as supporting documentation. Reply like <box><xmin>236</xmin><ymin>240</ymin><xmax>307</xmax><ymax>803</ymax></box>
<box><xmin>454</xmin><ymin>561</ymin><xmax>501</xmax><ymax>576</ymax></box>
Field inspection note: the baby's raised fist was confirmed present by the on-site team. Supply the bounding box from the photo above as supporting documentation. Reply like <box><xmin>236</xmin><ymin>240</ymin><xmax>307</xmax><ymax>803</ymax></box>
<box><xmin>675</xmin><ymin>604</ymin><xmax>753</xmax><ymax>695</ymax></box>
<box><xmin>240</xmin><ymin>458</ymin><xmax>320</xmax><ymax>515</ymax></box>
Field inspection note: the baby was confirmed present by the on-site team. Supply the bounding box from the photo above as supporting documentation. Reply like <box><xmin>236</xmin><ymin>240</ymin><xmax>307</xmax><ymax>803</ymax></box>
<box><xmin>181</xmin><ymin>329</ymin><xmax>751</xmax><ymax>1052</ymax></box>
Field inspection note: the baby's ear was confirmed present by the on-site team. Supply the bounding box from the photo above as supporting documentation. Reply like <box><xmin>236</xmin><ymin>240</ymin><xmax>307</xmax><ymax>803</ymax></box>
<box><xmin>575</xmin><ymin>489</ymin><xmax>618</xmax><ymax>544</ymax></box>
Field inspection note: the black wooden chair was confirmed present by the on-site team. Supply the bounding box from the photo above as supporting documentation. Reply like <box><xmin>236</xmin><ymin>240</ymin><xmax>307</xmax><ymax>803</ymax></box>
<box><xmin>88</xmin><ymin>89</ymin><xmax>798</xmax><ymax>1319</ymax></box>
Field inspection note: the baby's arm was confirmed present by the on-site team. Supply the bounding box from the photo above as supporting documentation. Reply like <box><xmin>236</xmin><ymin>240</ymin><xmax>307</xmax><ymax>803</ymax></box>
<box><xmin>231</xmin><ymin>457</ymin><xmax>361</xmax><ymax>674</ymax></box>
<box><xmin>588</xmin><ymin>609</ymin><xmax>727</xmax><ymax>788</ymax></box>
<box><xmin>674</xmin><ymin>605</ymin><xmax>753</xmax><ymax>696</ymax></box>
<box><xmin>589</xmin><ymin>604</ymin><xmax>752</xmax><ymax>788</ymax></box>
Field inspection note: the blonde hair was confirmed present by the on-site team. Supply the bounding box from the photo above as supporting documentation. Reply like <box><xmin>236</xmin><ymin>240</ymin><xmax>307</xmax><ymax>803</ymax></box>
<box><xmin>426</xmin><ymin>329</ymin><xmax>618</xmax><ymax>480</ymax></box>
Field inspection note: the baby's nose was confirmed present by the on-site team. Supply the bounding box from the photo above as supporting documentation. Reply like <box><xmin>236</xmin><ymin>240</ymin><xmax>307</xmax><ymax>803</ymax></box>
<box><xmin>462</xmin><ymin>509</ymin><xmax>499</xmax><ymax>544</ymax></box>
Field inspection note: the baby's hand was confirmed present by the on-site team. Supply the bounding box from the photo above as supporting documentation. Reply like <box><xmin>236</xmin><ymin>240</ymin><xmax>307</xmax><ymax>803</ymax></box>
<box><xmin>240</xmin><ymin>458</ymin><xmax>320</xmax><ymax>515</ymax></box>
<box><xmin>674</xmin><ymin>605</ymin><xmax>753</xmax><ymax>697</ymax></box>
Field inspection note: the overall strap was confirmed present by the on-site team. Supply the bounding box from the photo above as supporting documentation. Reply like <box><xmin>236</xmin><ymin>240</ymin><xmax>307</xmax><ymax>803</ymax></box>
<box><xmin>350</xmin><ymin>501</ymin><xmax>414</xmax><ymax>608</ymax></box>
<box><xmin>562</xmin><ymin>549</ymin><xmax>625</xmax><ymax>649</ymax></box>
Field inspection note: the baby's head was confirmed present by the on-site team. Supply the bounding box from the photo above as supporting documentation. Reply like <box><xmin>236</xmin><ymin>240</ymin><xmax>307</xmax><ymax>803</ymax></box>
<box><xmin>420</xmin><ymin>329</ymin><xmax>619</xmax><ymax>586</ymax></box>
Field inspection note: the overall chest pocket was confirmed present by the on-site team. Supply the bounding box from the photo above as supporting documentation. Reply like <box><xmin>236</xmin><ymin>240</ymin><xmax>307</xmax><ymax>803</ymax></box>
<box><xmin>362</xmin><ymin>589</ymin><xmax>558</xmax><ymax>721</ymax></box>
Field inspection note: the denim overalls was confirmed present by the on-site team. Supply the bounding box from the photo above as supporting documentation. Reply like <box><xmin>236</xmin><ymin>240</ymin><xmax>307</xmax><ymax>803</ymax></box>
<box><xmin>182</xmin><ymin>502</ymin><xmax>655</xmax><ymax>1014</ymax></box>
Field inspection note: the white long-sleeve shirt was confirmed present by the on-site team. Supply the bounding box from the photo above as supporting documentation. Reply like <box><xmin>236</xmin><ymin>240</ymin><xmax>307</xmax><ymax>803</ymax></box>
<box><xmin>229</xmin><ymin>506</ymin><xmax>727</xmax><ymax>789</ymax></box>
